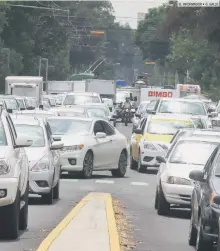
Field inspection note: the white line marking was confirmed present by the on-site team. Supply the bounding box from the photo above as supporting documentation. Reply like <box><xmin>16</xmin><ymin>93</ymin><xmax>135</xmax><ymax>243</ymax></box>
<box><xmin>131</xmin><ymin>182</ymin><xmax>149</xmax><ymax>186</ymax></box>
<box><xmin>61</xmin><ymin>179</ymin><xmax>79</xmax><ymax>182</ymax></box>
<box><xmin>95</xmin><ymin>180</ymin><xmax>115</xmax><ymax>184</ymax></box>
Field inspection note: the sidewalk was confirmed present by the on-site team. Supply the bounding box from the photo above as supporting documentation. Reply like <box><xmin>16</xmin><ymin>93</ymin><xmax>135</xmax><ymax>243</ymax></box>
<box><xmin>36</xmin><ymin>193</ymin><xmax>120</xmax><ymax>251</ymax></box>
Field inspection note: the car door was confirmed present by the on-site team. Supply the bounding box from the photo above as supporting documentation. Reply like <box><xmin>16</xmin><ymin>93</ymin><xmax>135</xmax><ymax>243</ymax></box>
<box><xmin>92</xmin><ymin>120</ymin><xmax>112</xmax><ymax>169</ymax></box>
<box><xmin>131</xmin><ymin>118</ymin><xmax>146</xmax><ymax>161</ymax></box>
<box><xmin>45</xmin><ymin>122</ymin><xmax>59</xmax><ymax>185</ymax></box>
<box><xmin>193</xmin><ymin>148</ymin><xmax>218</xmax><ymax>228</ymax></box>
<box><xmin>102</xmin><ymin>121</ymin><xmax>121</xmax><ymax>166</ymax></box>
<box><xmin>7</xmin><ymin>115</ymin><xmax>27</xmax><ymax>194</ymax></box>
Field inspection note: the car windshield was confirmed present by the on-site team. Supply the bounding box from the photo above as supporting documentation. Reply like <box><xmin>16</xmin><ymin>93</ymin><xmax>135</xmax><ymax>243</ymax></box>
<box><xmin>14</xmin><ymin>124</ymin><xmax>45</xmax><ymax>147</ymax></box>
<box><xmin>169</xmin><ymin>140</ymin><xmax>218</xmax><ymax>165</ymax></box>
<box><xmin>63</xmin><ymin>95</ymin><xmax>100</xmax><ymax>105</ymax></box>
<box><xmin>25</xmin><ymin>98</ymin><xmax>37</xmax><ymax>108</ymax></box>
<box><xmin>47</xmin><ymin>118</ymin><xmax>91</xmax><ymax>135</ymax></box>
<box><xmin>158</xmin><ymin>100</ymin><xmax>206</xmax><ymax>116</ymax></box>
<box><xmin>146</xmin><ymin>119</ymin><xmax>194</xmax><ymax>135</ymax></box>
<box><xmin>137</xmin><ymin>103</ymin><xmax>149</xmax><ymax>114</ymax></box>
<box><xmin>16</xmin><ymin>99</ymin><xmax>25</xmax><ymax>109</ymax></box>
<box><xmin>87</xmin><ymin>108</ymin><xmax>107</xmax><ymax>119</ymax></box>
<box><xmin>0</xmin><ymin>122</ymin><xmax>7</xmax><ymax>145</ymax></box>
<box><xmin>4</xmin><ymin>98</ymin><xmax>18</xmax><ymax>110</ymax></box>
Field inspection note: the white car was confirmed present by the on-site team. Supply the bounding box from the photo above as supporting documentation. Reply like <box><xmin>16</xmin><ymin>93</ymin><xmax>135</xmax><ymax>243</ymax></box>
<box><xmin>155</xmin><ymin>136</ymin><xmax>219</xmax><ymax>216</ymax></box>
<box><xmin>47</xmin><ymin>116</ymin><xmax>130</xmax><ymax>178</ymax></box>
<box><xmin>50</xmin><ymin>107</ymin><xmax>88</xmax><ymax>117</ymax></box>
<box><xmin>0</xmin><ymin>109</ymin><xmax>32</xmax><ymax>239</ymax></box>
<box><xmin>62</xmin><ymin>92</ymin><xmax>102</xmax><ymax>105</ymax></box>
<box><xmin>11</xmin><ymin>115</ymin><xmax>63</xmax><ymax>204</ymax></box>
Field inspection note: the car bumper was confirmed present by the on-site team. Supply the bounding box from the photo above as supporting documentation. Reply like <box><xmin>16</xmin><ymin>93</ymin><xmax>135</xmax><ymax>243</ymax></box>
<box><xmin>29</xmin><ymin>170</ymin><xmax>54</xmax><ymax>194</ymax></box>
<box><xmin>162</xmin><ymin>182</ymin><xmax>193</xmax><ymax>206</ymax></box>
<box><xmin>60</xmin><ymin>150</ymin><xmax>85</xmax><ymax>172</ymax></box>
<box><xmin>0</xmin><ymin>178</ymin><xmax>19</xmax><ymax>207</ymax></box>
<box><xmin>140</xmin><ymin>149</ymin><xmax>165</xmax><ymax>167</ymax></box>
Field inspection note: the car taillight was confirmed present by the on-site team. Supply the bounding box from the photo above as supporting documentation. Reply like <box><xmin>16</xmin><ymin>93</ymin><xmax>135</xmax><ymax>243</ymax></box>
<box><xmin>210</xmin><ymin>192</ymin><xmax>215</xmax><ymax>204</ymax></box>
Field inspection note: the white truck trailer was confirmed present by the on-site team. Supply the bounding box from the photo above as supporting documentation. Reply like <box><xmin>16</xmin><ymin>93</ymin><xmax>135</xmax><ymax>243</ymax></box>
<box><xmin>46</xmin><ymin>81</ymin><xmax>74</xmax><ymax>94</ymax></box>
<box><xmin>5</xmin><ymin>76</ymin><xmax>43</xmax><ymax>105</ymax></box>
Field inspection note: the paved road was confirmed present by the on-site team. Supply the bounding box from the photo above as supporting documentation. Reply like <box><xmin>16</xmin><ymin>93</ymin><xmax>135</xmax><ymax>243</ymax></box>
<box><xmin>0</xmin><ymin>123</ymin><xmax>194</xmax><ymax>251</ymax></box>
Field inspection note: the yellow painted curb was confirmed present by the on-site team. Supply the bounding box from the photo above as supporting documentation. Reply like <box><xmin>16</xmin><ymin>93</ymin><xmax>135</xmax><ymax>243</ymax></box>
<box><xmin>36</xmin><ymin>192</ymin><xmax>121</xmax><ymax>251</ymax></box>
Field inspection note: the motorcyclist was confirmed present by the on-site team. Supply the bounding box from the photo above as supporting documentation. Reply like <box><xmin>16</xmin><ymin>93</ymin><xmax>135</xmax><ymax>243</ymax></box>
<box><xmin>123</xmin><ymin>97</ymin><xmax>132</xmax><ymax>109</ymax></box>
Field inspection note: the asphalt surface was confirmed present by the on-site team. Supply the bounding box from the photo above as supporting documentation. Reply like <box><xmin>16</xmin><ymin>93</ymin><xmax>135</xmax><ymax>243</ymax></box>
<box><xmin>0</xmin><ymin>123</ymin><xmax>194</xmax><ymax>251</ymax></box>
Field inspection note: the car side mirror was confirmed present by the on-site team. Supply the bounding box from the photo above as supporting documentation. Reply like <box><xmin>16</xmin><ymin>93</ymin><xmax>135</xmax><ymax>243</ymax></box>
<box><xmin>210</xmin><ymin>112</ymin><xmax>218</xmax><ymax>118</ymax></box>
<box><xmin>109</xmin><ymin>118</ymin><xmax>115</xmax><ymax>121</ymax></box>
<box><xmin>213</xmin><ymin>195</ymin><xmax>220</xmax><ymax>205</ymax></box>
<box><xmin>53</xmin><ymin>136</ymin><xmax>61</xmax><ymax>141</ymax></box>
<box><xmin>50</xmin><ymin>142</ymin><xmax>63</xmax><ymax>150</ymax></box>
<box><xmin>39</xmin><ymin>104</ymin><xmax>43</xmax><ymax>110</ymax></box>
<box><xmin>189</xmin><ymin>170</ymin><xmax>205</xmax><ymax>182</ymax></box>
<box><xmin>15</xmin><ymin>136</ymin><xmax>33</xmax><ymax>148</ymax></box>
<box><xmin>20</xmin><ymin>107</ymin><xmax>25</xmax><ymax>111</ymax></box>
<box><xmin>147</xmin><ymin>110</ymin><xmax>156</xmax><ymax>114</ymax></box>
<box><xmin>134</xmin><ymin>128</ymin><xmax>142</xmax><ymax>134</ymax></box>
<box><xmin>113</xmin><ymin>102</ymin><xmax>116</xmax><ymax>105</ymax></box>
<box><xmin>95</xmin><ymin>132</ymin><xmax>106</xmax><ymax>138</ymax></box>
<box><xmin>156</xmin><ymin>156</ymin><xmax>166</xmax><ymax>163</ymax></box>
<box><xmin>135</xmin><ymin>113</ymin><xmax>141</xmax><ymax>118</ymax></box>
<box><xmin>7</xmin><ymin>108</ymin><xmax>13</xmax><ymax>113</ymax></box>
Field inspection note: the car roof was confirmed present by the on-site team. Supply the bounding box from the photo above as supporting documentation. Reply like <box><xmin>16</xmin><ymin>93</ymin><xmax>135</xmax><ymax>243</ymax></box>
<box><xmin>149</xmin><ymin>114</ymin><xmax>193</xmax><ymax>121</ymax></box>
<box><xmin>178</xmin><ymin>136</ymin><xmax>220</xmax><ymax>144</ymax></box>
<box><xmin>46</xmin><ymin>116</ymin><xmax>94</xmax><ymax>122</ymax></box>
<box><xmin>11</xmin><ymin>115</ymin><xmax>44</xmax><ymax>126</ymax></box>
<box><xmin>65</xmin><ymin>92</ymin><xmax>99</xmax><ymax>96</ymax></box>
<box><xmin>50</xmin><ymin>107</ymin><xmax>85</xmax><ymax>112</ymax></box>
<box><xmin>159</xmin><ymin>98</ymin><xmax>204</xmax><ymax>103</ymax></box>
<box><xmin>18</xmin><ymin>110</ymin><xmax>56</xmax><ymax>114</ymax></box>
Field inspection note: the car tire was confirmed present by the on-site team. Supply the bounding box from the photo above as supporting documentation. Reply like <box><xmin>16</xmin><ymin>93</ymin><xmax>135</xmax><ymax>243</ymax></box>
<box><xmin>154</xmin><ymin>188</ymin><xmax>159</xmax><ymax>209</ymax></box>
<box><xmin>137</xmin><ymin>152</ymin><xmax>145</xmax><ymax>173</ymax></box>
<box><xmin>42</xmin><ymin>189</ymin><xmax>53</xmax><ymax>205</ymax></box>
<box><xmin>196</xmin><ymin>217</ymin><xmax>213</xmax><ymax>251</ymax></box>
<box><xmin>82</xmin><ymin>151</ymin><xmax>93</xmax><ymax>178</ymax></box>
<box><xmin>111</xmin><ymin>151</ymin><xmax>127</xmax><ymax>177</ymax></box>
<box><xmin>19</xmin><ymin>182</ymin><xmax>29</xmax><ymax>231</ymax></box>
<box><xmin>53</xmin><ymin>180</ymin><xmax>60</xmax><ymax>200</ymax></box>
<box><xmin>188</xmin><ymin>212</ymin><xmax>197</xmax><ymax>246</ymax></box>
<box><xmin>0</xmin><ymin>190</ymin><xmax>20</xmax><ymax>239</ymax></box>
<box><xmin>157</xmin><ymin>185</ymin><xmax>170</xmax><ymax>216</ymax></box>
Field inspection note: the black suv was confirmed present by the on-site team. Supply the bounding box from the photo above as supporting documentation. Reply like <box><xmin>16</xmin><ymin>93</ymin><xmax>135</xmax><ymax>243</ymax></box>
<box><xmin>189</xmin><ymin>144</ymin><xmax>220</xmax><ymax>251</ymax></box>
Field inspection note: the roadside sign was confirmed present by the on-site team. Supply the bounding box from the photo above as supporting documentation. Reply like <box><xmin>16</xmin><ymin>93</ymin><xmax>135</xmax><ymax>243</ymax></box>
<box><xmin>145</xmin><ymin>61</ymin><xmax>156</xmax><ymax>65</ymax></box>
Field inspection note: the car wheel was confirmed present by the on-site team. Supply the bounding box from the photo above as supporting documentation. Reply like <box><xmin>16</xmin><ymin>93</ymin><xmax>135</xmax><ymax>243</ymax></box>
<box><xmin>196</xmin><ymin>217</ymin><xmax>213</xmax><ymax>251</ymax></box>
<box><xmin>188</xmin><ymin>212</ymin><xmax>197</xmax><ymax>246</ymax></box>
<box><xmin>0</xmin><ymin>190</ymin><xmax>20</xmax><ymax>239</ymax></box>
<box><xmin>111</xmin><ymin>150</ymin><xmax>127</xmax><ymax>177</ymax></box>
<box><xmin>42</xmin><ymin>189</ymin><xmax>53</xmax><ymax>205</ymax></box>
<box><xmin>82</xmin><ymin>151</ymin><xmax>93</xmax><ymax>178</ymax></box>
<box><xmin>157</xmin><ymin>185</ymin><xmax>170</xmax><ymax>216</ymax></box>
<box><xmin>154</xmin><ymin>188</ymin><xmax>159</xmax><ymax>209</ymax></box>
<box><xmin>19</xmin><ymin>182</ymin><xmax>29</xmax><ymax>230</ymax></box>
<box><xmin>137</xmin><ymin>152</ymin><xmax>145</xmax><ymax>173</ymax></box>
<box><xmin>53</xmin><ymin>180</ymin><xmax>60</xmax><ymax>200</ymax></box>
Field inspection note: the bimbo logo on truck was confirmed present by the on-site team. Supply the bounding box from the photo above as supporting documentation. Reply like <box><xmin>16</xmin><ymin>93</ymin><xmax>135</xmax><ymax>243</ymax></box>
<box><xmin>148</xmin><ymin>91</ymin><xmax>173</xmax><ymax>98</ymax></box>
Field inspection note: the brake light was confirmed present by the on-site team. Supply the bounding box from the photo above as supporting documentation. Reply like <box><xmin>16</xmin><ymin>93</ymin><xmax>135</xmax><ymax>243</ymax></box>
<box><xmin>210</xmin><ymin>192</ymin><xmax>215</xmax><ymax>204</ymax></box>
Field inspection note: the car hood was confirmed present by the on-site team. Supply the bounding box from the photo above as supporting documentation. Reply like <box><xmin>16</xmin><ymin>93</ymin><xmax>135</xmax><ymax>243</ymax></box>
<box><xmin>25</xmin><ymin>147</ymin><xmax>47</xmax><ymax>163</ymax></box>
<box><xmin>144</xmin><ymin>133</ymin><xmax>173</xmax><ymax>143</ymax></box>
<box><xmin>166</xmin><ymin>163</ymin><xmax>204</xmax><ymax>179</ymax></box>
<box><xmin>58</xmin><ymin>133</ymin><xmax>89</xmax><ymax>146</ymax></box>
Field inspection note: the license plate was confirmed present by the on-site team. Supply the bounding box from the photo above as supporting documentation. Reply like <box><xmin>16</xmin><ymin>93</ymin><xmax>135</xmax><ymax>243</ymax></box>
<box><xmin>212</xmin><ymin>120</ymin><xmax>220</xmax><ymax>127</ymax></box>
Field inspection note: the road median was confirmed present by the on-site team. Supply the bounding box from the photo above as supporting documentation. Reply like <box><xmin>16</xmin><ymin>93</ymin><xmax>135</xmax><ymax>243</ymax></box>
<box><xmin>36</xmin><ymin>192</ymin><xmax>121</xmax><ymax>251</ymax></box>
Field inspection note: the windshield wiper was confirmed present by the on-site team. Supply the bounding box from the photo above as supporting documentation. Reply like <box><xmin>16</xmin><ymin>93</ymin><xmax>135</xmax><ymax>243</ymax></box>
<box><xmin>170</xmin><ymin>161</ymin><xmax>188</xmax><ymax>164</ymax></box>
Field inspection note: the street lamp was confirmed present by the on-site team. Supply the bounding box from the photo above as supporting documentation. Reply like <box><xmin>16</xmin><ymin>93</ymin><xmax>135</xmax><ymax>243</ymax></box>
<box><xmin>38</xmin><ymin>57</ymin><xmax>48</xmax><ymax>82</ymax></box>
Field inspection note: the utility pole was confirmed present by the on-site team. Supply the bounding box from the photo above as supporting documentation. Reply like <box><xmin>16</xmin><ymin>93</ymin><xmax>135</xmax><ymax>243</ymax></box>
<box><xmin>39</xmin><ymin>57</ymin><xmax>48</xmax><ymax>82</ymax></box>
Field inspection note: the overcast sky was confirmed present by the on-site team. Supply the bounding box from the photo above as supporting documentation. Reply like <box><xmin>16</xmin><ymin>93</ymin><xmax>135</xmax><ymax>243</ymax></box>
<box><xmin>111</xmin><ymin>0</ymin><xmax>166</xmax><ymax>28</ymax></box>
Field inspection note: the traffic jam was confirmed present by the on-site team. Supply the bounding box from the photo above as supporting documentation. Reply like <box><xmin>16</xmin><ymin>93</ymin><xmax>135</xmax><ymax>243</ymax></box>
<box><xmin>0</xmin><ymin>77</ymin><xmax>220</xmax><ymax>250</ymax></box>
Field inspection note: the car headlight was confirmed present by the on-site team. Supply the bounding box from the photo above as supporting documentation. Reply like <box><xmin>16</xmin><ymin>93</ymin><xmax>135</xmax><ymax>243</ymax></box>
<box><xmin>143</xmin><ymin>143</ymin><xmax>157</xmax><ymax>151</ymax></box>
<box><xmin>167</xmin><ymin>176</ymin><xmax>191</xmax><ymax>185</ymax></box>
<box><xmin>0</xmin><ymin>160</ymin><xmax>10</xmax><ymax>175</ymax></box>
<box><xmin>31</xmin><ymin>156</ymin><xmax>50</xmax><ymax>172</ymax></box>
<box><xmin>62</xmin><ymin>144</ymin><xmax>84</xmax><ymax>152</ymax></box>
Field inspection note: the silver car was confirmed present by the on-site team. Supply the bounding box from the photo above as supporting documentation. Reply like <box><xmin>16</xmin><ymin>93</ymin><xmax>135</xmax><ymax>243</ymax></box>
<box><xmin>11</xmin><ymin>115</ymin><xmax>63</xmax><ymax>204</ymax></box>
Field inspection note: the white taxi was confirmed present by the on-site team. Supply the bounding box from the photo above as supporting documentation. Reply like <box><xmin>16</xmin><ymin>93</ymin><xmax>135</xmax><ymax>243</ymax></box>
<box><xmin>130</xmin><ymin>115</ymin><xmax>195</xmax><ymax>172</ymax></box>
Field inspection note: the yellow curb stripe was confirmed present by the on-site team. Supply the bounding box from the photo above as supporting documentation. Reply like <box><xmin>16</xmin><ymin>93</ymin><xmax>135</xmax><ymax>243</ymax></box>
<box><xmin>36</xmin><ymin>193</ymin><xmax>121</xmax><ymax>251</ymax></box>
<box><xmin>105</xmin><ymin>194</ymin><xmax>121</xmax><ymax>251</ymax></box>
<box><xmin>36</xmin><ymin>200</ymin><xmax>87</xmax><ymax>251</ymax></box>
